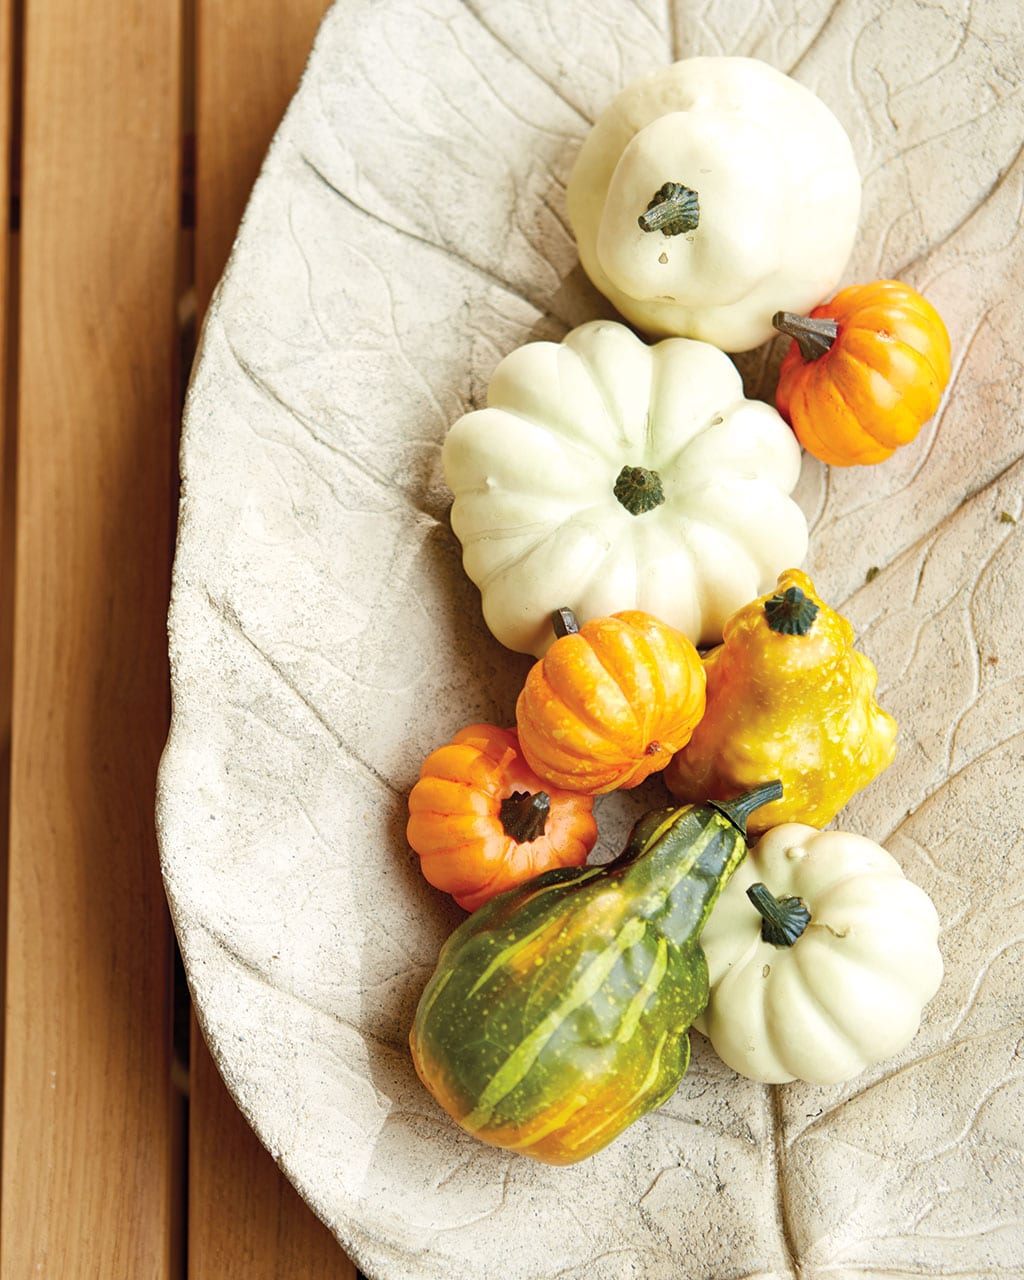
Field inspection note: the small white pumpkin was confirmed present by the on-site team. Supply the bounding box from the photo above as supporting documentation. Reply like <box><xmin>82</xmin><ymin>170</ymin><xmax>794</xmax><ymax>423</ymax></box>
<box><xmin>566</xmin><ymin>57</ymin><xmax>861</xmax><ymax>352</ymax></box>
<box><xmin>696</xmin><ymin>823</ymin><xmax>944</xmax><ymax>1085</ymax></box>
<box><xmin>442</xmin><ymin>319</ymin><xmax>807</xmax><ymax>657</ymax></box>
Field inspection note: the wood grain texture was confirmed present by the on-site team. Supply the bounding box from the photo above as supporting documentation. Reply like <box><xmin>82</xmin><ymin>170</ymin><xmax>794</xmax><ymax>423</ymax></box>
<box><xmin>190</xmin><ymin>1039</ymin><xmax>357</xmax><ymax>1278</ymax></box>
<box><xmin>194</xmin><ymin>0</ymin><xmax>334</xmax><ymax>312</ymax></box>
<box><xmin>0</xmin><ymin>1</ymin><xmax>181</xmax><ymax>1275</ymax></box>
<box><xmin>188</xmin><ymin>2</ymin><xmax>355</xmax><ymax>1275</ymax></box>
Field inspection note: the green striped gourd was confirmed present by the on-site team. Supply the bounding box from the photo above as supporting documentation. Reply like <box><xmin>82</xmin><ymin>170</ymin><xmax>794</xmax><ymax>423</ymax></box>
<box><xmin>409</xmin><ymin>782</ymin><xmax>781</xmax><ymax>1165</ymax></box>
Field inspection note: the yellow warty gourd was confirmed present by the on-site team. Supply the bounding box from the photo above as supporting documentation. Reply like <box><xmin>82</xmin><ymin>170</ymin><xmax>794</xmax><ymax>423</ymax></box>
<box><xmin>664</xmin><ymin>569</ymin><xmax>896</xmax><ymax>833</ymax></box>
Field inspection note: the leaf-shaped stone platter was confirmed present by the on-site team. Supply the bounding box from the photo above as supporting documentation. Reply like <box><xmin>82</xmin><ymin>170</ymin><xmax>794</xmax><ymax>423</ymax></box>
<box><xmin>156</xmin><ymin>2</ymin><xmax>1024</xmax><ymax>1276</ymax></box>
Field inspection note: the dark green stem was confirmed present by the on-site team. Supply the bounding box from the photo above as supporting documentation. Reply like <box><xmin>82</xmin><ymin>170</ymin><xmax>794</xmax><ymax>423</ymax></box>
<box><xmin>638</xmin><ymin>182</ymin><xmax>700</xmax><ymax>237</ymax></box>
<box><xmin>764</xmin><ymin>586</ymin><xmax>819</xmax><ymax>636</ymax></box>
<box><xmin>552</xmin><ymin>607</ymin><xmax>579</xmax><ymax>639</ymax></box>
<box><xmin>613</xmin><ymin>465</ymin><xmax>665</xmax><ymax>516</ymax></box>
<box><xmin>772</xmin><ymin>311</ymin><xmax>839</xmax><ymax>362</ymax></box>
<box><xmin>710</xmin><ymin>781</ymin><xmax>784</xmax><ymax>837</ymax></box>
<box><xmin>499</xmin><ymin>790</ymin><xmax>551</xmax><ymax>844</ymax></box>
<box><xmin>747</xmin><ymin>882</ymin><xmax>811</xmax><ymax>947</ymax></box>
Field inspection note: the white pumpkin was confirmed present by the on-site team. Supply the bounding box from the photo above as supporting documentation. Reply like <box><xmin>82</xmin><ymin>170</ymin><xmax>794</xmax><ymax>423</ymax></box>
<box><xmin>442</xmin><ymin>320</ymin><xmax>807</xmax><ymax>657</ymax></box>
<box><xmin>697</xmin><ymin>824</ymin><xmax>944</xmax><ymax>1085</ymax></box>
<box><xmin>566</xmin><ymin>57</ymin><xmax>861</xmax><ymax>352</ymax></box>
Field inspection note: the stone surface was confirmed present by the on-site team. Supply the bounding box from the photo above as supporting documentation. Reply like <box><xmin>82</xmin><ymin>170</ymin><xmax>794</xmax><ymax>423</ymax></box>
<box><xmin>157</xmin><ymin>2</ymin><xmax>1024</xmax><ymax>1276</ymax></box>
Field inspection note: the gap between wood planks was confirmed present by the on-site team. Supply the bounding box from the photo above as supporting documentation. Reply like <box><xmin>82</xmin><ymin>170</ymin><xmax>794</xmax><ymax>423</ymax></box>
<box><xmin>0</xmin><ymin>0</ymin><xmax>361</xmax><ymax>1272</ymax></box>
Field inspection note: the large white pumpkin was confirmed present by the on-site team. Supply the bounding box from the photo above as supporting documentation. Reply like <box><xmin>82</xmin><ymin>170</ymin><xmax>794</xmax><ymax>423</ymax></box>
<box><xmin>442</xmin><ymin>319</ymin><xmax>808</xmax><ymax>657</ymax></box>
<box><xmin>566</xmin><ymin>57</ymin><xmax>861</xmax><ymax>352</ymax></box>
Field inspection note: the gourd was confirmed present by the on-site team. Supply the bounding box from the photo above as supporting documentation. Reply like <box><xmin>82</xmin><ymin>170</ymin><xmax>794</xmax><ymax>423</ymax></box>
<box><xmin>773</xmin><ymin>280</ymin><xmax>952</xmax><ymax>466</ymax></box>
<box><xmin>566</xmin><ymin>57</ymin><xmax>861</xmax><ymax>352</ymax></box>
<box><xmin>696</xmin><ymin>823</ymin><xmax>944</xmax><ymax>1084</ymax></box>
<box><xmin>406</xmin><ymin>723</ymin><xmax>597</xmax><ymax>912</ymax></box>
<box><xmin>515</xmin><ymin>608</ymin><xmax>706</xmax><ymax>795</ymax></box>
<box><xmin>442</xmin><ymin>319</ymin><xmax>807</xmax><ymax>657</ymax></box>
<box><xmin>665</xmin><ymin>568</ymin><xmax>896</xmax><ymax>833</ymax></box>
<box><xmin>410</xmin><ymin>782</ymin><xmax>782</xmax><ymax>1165</ymax></box>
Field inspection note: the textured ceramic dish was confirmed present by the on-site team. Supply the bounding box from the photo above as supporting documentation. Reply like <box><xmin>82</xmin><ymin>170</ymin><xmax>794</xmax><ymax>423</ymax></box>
<box><xmin>157</xmin><ymin>2</ymin><xmax>1024</xmax><ymax>1276</ymax></box>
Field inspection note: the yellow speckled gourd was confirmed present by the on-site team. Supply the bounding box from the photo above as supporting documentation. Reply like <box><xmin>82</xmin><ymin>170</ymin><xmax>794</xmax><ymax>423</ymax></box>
<box><xmin>664</xmin><ymin>569</ymin><xmax>896</xmax><ymax>833</ymax></box>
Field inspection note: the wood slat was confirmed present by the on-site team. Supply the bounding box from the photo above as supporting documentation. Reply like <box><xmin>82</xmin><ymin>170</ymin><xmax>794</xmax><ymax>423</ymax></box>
<box><xmin>190</xmin><ymin>1046</ymin><xmax>357</xmax><ymax>1277</ymax></box>
<box><xmin>188</xmin><ymin>3</ymin><xmax>355</xmax><ymax>1275</ymax></box>
<box><xmin>0</xmin><ymin>0</ymin><xmax>182</xmax><ymax>1274</ymax></box>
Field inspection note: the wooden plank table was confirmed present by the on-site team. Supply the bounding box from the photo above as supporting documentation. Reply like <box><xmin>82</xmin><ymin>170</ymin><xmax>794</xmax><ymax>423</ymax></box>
<box><xmin>1</xmin><ymin>1</ymin><xmax>360</xmax><ymax>1274</ymax></box>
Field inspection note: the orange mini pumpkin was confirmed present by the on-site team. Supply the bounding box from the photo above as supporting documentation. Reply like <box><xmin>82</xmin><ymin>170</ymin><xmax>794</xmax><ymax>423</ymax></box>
<box><xmin>515</xmin><ymin>608</ymin><xmax>706</xmax><ymax>795</ymax></box>
<box><xmin>407</xmin><ymin>723</ymin><xmax>597</xmax><ymax>911</ymax></box>
<box><xmin>773</xmin><ymin>279</ymin><xmax>951</xmax><ymax>466</ymax></box>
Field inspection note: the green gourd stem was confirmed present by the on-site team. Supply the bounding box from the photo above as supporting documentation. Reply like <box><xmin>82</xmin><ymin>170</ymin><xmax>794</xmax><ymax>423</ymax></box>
<box><xmin>711</xmin><ymin>781</ymin><xmax>784</xmax><ymax>836</ymax></box>
<box><xmin>747</xmin><ymin>882</ymin><xmax>812</xmax><ymax>947</ymax></box>
<box><xmin>764</xmin><ymin>586</ymin><xmax>819</xmax><ymax>636</ymax></box>
<box><xmin>552</xmin><ymin>607</ymin><xmax>579</xmax><ymax>639</ymax></box>
<box><xmin>499</xmin><ymin>790</ymin><xmax>551</xmax><ymax>843</ymax></box>
<box><xmin>638</xmin><ymin>182</ymin><xmax>700</xmax><ymax>236</ymax></box>
<box><xmin>772</xmin><ymin>310</ymin><xmax>839</xmax><ymax>362</ymax></box>
<box><xmin>614</xmin><ymin>465</ymin><xmax>665</xmax><ymax>516</ymax></box>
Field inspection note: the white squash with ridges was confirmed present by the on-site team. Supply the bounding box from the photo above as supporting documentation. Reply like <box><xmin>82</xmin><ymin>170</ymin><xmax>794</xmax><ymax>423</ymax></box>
<box><xmin>697</xmin><ymin>823</ymin><xmax>944</xmax><ymax>1085</ymax></box>
<box><xmin>442</xmin><ymin>319</ymin><xmax>808</xmax><ymax>657</ymax></box>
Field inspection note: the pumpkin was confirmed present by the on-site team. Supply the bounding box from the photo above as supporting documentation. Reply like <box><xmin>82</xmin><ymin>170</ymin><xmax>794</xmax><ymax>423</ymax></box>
<box><xmin>410</xmin><ymin>782</ymin><xmax>783</xmax><ymax>1164</ymax></box>
<box><xmin>664</xmin><ymin>569</ymin><xmax>896</xmax><ymax>833</ymax></box>
<box><xmin>442</xmin><ymin>318</ymin><xmax>807</xmax><ymax>657</ymax></box>
<box><xmin>773</xmin><ymin>279</ymin><xmax>952</xmax><ymax>466</ymax></box>
<box><xmin>516</xmin><ymin>608</ymin><xmax>706</xmax><ymax>795</ymax></box>
<box><xmin>407</xmin><ymin>724</ymin><xmax>598</xmax><ymax>912</ymax></box>
<box><xmin>565</xmin><ymin>57</ymin><xmax>861</xmax><ymax>352</ymax></box>
<box><xmin>695</xmin><ymin>823</ymin><xmax>944</xmax><ymax>1084</ymax></box>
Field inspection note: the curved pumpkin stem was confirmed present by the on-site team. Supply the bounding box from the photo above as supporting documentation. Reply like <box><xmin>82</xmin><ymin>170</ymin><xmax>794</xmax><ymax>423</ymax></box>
<box><xmin>638</xmin><ymin>182</ymin><xmax>700</xmax><ymax>236</ymax></box>
<box><xmin>773</xmin><ymin>310</ymin><xmax>839</xmax><ymax>362</ymax></box>
<box><xmin>746</xmin><ymin>882</ymin><xmax>811</xmax><ymax>947</ymax></box>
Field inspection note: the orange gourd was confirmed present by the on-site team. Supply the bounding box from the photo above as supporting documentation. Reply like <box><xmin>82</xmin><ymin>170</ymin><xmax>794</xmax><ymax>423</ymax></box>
<box><xmin>773</xmin><ymin>279</ymin><xmax>951</xmax><ymax>466</ymax></box>
<box><xmin>407</xmin><ymin>723</ymin><xmax>597</xmax><ymax>911</ymax></box>
<box><xmin>515</xmin><ymin>609</ymin><xmax>706</xmax><ymax>795</ymax></box>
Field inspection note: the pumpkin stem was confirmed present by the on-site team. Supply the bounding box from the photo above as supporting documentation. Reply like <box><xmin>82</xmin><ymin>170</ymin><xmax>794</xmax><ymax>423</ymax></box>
<box><xmin>614</xmin><ymin>465</ymin><xmax>666</xmax><ymax>516</ymax></box>
<box><xmin>499</xmin><ymin>790</ymin><xmax>550</xmax><ymax>843</ymax></box>
<box><xmin>638</xmin><ymin>182</ymin><xmax>700</xmax><ymax>236</ymax></box>
<box><xmin>746</xmin><ymin>882</ymin><xmax>811</xmax><ymax>947</ymax></box>
<box><xmin>711</xmin><ymin>781</ymin><xmax>783</xmax><ymax>836</ymax></box>
<box><xmin>772</xmin><ymin>311</ymin><xmax>839</xmax><ymax>362</ymax></box>
<box><xmin>764</xmin><ymin>586</ymin><xmax>819</xmax><ymax>636</ymax></box>
<box><xmin>551</xmin><ymin>607</ymin><xmax>580</xmax><ymax>639</ymax></box>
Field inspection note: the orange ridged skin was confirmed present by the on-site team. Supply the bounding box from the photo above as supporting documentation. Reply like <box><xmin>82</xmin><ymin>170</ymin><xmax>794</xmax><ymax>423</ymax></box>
<box><xmin>515</xmin><ymin>611</ymin><xmax>706</xmax><ymax>795</ymax></box>
<box><xmin>407</xmin><ymin>724</ymin><xmax>597</xmax><ymax>912</ymax></box>
<box><xmin>775</xmin><ymin>279</ymin><xmax>951</xmax><ymax>467</ymax></box>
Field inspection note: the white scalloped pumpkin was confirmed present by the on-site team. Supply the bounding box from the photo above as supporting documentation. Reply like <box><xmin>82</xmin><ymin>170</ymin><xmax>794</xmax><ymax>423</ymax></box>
<box><xmin>442</xmin><ymin>320</ymin><xmax>808</xmax><ymax>657</ymax></box>
<box><xmin>696</xmin><ymin>824</ymin><xmax>944</xmax><ymax>1085</ymax></box>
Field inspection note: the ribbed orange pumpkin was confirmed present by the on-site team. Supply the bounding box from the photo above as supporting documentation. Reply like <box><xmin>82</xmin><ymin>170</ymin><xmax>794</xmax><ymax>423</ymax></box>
<box><xmin>515</xmin><ymin>609</ymin><xmax>706</xmax><ymax>795</ymax></box>
<box><xmin>407</xmin><ymin>723</ymin><xmax>597</xmax><ymax>911</ymax></box>
<box><xmin>773</xmin><ymin>279</ymin><xmax>951</xmax><ymax>466</ymax></box>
